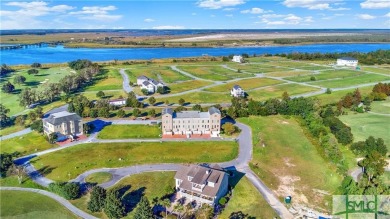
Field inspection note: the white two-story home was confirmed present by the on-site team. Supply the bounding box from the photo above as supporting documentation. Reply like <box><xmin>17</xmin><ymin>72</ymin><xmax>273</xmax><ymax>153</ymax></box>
<box><xmin>174</xmin><ymin>164</ymin><xmax>229</xmax><ymax>206</ymax></box>
<box><xmin>232</xmin><ymin>55</ymin><xmax>243</xmax><ymax>63</ymax></box>
<box><xmin>137</xmin><ymin>75</ymin><xmax>165</xmax><ymax>94</ymax></box>
<box><xmin>337</xmin><ymin>57</ymin><xmax>358</xmax><ymax>67</ymax></box>
<box><xmin>231</xmin><ymin>85</ymin><xmax>245</xmax><ymax>97</ymax></box>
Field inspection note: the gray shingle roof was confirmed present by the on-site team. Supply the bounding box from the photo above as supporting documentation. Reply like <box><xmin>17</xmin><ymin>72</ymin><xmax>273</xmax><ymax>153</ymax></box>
<box><xmin>138</xmin><ymin>75</ymin><xmax>149</xmax><ymax>80</ymax></box>
<box><xmin>162</xmin><ymin>108</ymin><xmax>174</xmax><ymax>115</ymax></box>
<box><xmin>233</xmin><ymin>85</ymin><xmax>242</xmax><ymax>90</ymax></box>
<box><xmin>43</xmin><ymin>111</ymin><xmax>81</xmax><ymax>125</ymax></box>
<box><xmin>208</xmin><ymin>107</ymin><xmax>221</xmax><ymax>115</ymax></box>
<box><xmin>142</xmin><ymin>81</ymin><xmax>151</xmax><ymax>86</ymax></box>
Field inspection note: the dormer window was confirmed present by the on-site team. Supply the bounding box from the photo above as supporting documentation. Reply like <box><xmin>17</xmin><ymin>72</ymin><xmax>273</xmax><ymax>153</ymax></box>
<box><xmin>188</xmin><ymin>176</ymin><xmax>193</xmax><ymax>181</ymax></box>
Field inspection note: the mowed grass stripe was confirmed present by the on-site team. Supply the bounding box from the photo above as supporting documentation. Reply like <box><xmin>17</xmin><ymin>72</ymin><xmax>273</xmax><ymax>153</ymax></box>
<box><xmin>309</xmin><ymin>73</ymin><xmax>390</xmax><ymax>88</ymax></box>
<box><xmin>32</xmin><ymin>141</ymin><xmax>238</xmax><ymax>181</ymax></box>
<box><xmin>247</xmin><ymin>83</ymin><xmax>320</xmax><ymax>101</ymax></box>
<box><xmin>98</xmin><ymin>125</ymin><xmax>161</xmax><ymax>139</ymax></box>
<box><xmin>286</xmin><ymin>69</ymin><xmax>365</xmax><ymax>82</ymax></box>
<box><xmin>204</xmin><ymin>78</ymin><xmax>283</xmax><ymax>92</ymax></box>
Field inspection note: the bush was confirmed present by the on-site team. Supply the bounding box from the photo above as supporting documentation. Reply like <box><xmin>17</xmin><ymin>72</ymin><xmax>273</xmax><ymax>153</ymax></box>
<box><xmin>88</xmin><ymin>186</ymin><xmax>106</xmax><ymax>212</ymax></box>
<box><xmin>310</xmin><ymin>76</ymin><xmax>316</xmax><ymax>81</ymax></box>
<box><xmin>219</xmin><ymin>197</ymin><xmax>227</xmax><ymax>205</ymax></box>
<box><xmin>48</xmin><ymin>182</ymin><xmax>80</xmax><ymax>200</ymax></box>
<box><xmin>30</xmin><ymin>120</ymin><xmax>43</xmax><ymax>133</ymax></box>
<box><xmin>27</xmin><ymin>69</ymin><xmax>39</xmax><ymax>75</ymax></box>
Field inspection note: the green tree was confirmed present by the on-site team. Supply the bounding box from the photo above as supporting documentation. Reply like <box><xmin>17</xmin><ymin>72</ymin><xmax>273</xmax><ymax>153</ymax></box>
<box><xmin>148</xmin><ymin>96</ymin><xmax>156</xmax><ymax>106</ymax></box>
<box><xmin>326</xmin><ymin>88</ymin><xmax>332</xmax><ymax>94</ymax></box>
<box><xmin>83</xmin><ymin>123</ymin><xmax>94</xmax><ymax>134</ymax></box>
<box><xmin>27</xmin><ymin>69</ymin><xmax>39</xmax><ymax>75</ymax></box>
<box><xmin>157</xmin><ymin>86</ymin><xmax>166</xmax><ymax>94</ymax></box>
<box><xmin>104</xmin><ymin>190</ymin><xmax>125</xmax><ymax>219</ymax></box>
<box><xmin>149</xmin><ymin>109</ymin><xmax>156</xmax><ymax>118</ymax></box>
<box><xmin>35</xmin><ymin>106</ymin><xmax>43</xmax><ymax>118</ymax></box>
<box><xmin>141</xmin><ymin>88</ymin><xmax>149</xmax><ymax>95</ymax></box>
<box><xmin>0</xmin><ymin>64</ymin><xmax>14</xmax><ymax>76</ymax></box>
<box><xmin>133</xmin><ymin>196</ymin><xmax>153</xmax><ymax>219</ymax></box>
<box><xmin>28</xmin><ymin>111</ymin><xmax>37</xmax><ymax>121</ymax></box>
<box><xmin>0</xmin><ymin>104</ymin><xmax>11</xmax><ymax>128</ymax></box>
<box><xmin>282</xmin><ymin>91</ymin><xmax>290</xmax><ymax>101</ymax></box>
<box><xmin>192</xmin><ymin>104</ymin><xmax>202</xmax><ymax>111</ymax></box>
<box><xmin>15</xmin><ymin>115</ymin><xmax>25</xmax><ymax>127</ymax></box>
<box><xmin>31</xmin><ymin>62</ymin><xmax>42</xmax><ymax>68</ymax></box>
<box><xmin>133</xmin><ymin>108</ymin><xmax>141</xmax><ymax>117</ymax></box>
<box><xmin>47</xmin><ymin>133</ymin><xmax>58</xmax><ymax>144</ymax></box>
<box><xmin>195</xmin><ymin>204</ymin><xmax>213</xmax><ymax>219</ymax></box>
<box><xmin>222</xmin><ymin>122</ymin><xmax>237</xmax><ymax>136</ymax></box>
<box><xmin>2</xmin><ymin>81</ymin><xmax>15</xmax><ymax>93</ymax></box>
<box><xmin>0</xmin><ymin>153</ymin><xmax>14</xmax><ymax>177</ymax></box>
<box><xmin>160</xmin><ymin>198</ymin><xmax>171</xmax><ymax>219</ymax></box>
<box><xmin>117</xmin><ymin>109</ymin><xmax>125</xmax><ymax>118</ymax></box>
<box><xmin>89</xmin><ymin>109</ymin><xmax>98</xmax><ymax>118</ymax></box>
<box><xmin>19</xmin><ymin>88</ymin><xmax>37</xmax><ymax>107</ymax></box>
<box><xmin>13</xmin><ymin>75</ymin><xmax>26</xmax><ymax>84</ymax></box>
<box><xmin>98</xmin><ymin>107</ymin><xmax>110</xmax><ymax>118</ymax></box>
<box><xmin>88</xmin><ymin>186</ymin><xmax>106</xmax><ymax>212</ymax></box>
<box><xmin>30</xmin><ymin>120</ymin><xmax>43</xmax><ymax>133</ymax></box>
<box><xmin>178</xmin><ymin>98</ymin><xmax>185</xmax><ymax>106</ymax></box>
<box><xmin>96</xmin><ymin>91</ymin><xmax>105</xmax><ymax>99</ymax></box>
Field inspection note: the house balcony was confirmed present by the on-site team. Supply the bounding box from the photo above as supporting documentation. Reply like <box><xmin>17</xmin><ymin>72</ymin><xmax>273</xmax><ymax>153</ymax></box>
<box><xmin>178</xmin><ymin>189</ymin><xmax>214</xmax><ymax>204</ymax></box>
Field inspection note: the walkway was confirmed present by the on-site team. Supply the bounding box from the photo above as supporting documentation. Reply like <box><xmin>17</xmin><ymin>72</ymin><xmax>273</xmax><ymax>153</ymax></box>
<box><xmin>119</xmin><ymin>69</ymin><xmax>132</xmax><ymax>93</ymax></box>
<box><xmin>0</xmin><ymin>187</ymin><xmax>98</xmax><ymax>219</ymax></box>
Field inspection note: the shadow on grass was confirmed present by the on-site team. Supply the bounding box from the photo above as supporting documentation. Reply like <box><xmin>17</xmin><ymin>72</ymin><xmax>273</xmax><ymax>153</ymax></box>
<box><xmin>227</xmin><ymin>168</ymin><xmax>245</xmax><ymax>190</ymax></box>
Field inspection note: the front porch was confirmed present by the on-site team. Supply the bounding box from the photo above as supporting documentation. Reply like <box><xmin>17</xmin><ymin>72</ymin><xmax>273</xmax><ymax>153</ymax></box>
<box><xmin>176</xmin><ymin>188</ymin><xmax>215</xmax><ymax>205</ymax></box>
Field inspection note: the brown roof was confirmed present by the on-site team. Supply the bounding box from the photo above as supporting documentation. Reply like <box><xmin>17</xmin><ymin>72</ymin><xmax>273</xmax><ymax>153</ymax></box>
<box><xmin>174</xmin><ymin>164</ymin><xmax>227</xmax><ymax>197</ymax></box>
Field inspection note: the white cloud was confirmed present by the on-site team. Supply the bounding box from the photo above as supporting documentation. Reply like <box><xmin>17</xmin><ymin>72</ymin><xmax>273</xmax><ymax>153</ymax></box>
<box><xmin>222</xmin><ymin>7</ymin><xmax>237</xmax><ymax>11</ymax></box>
<box><xmin>258</xmin><ymin>13</ymin><xmax>314</xmax><ymax>26</ymax></box>
<box><xmin>144</xmin><ymin>18</ymin><xmax>155</xmax><ymax>22</ymax></box>
<box><xmin>360</xmin><ymin>0</ymin><xmax>390</xmax><ymax>9</ymax></box>
<box><xmin>152</xmin><ymin>25</ymin><xmax>184</xmax><ymax>29</ymax></box>
<box><xmin>385</xmin><ymin>12</ymin><xmax>390</xmax><ymax>17</ymax></box>
<box><xmin>69</xmin><ymin>6</ymin><xmax>122</xmax><ymax>22</ymax></box>
<box><xmin>241</xmin><ymin>7</ymin><xmax>271</xmax><ymax>14</ymax></box>
<box><xmin>283</xmin><ymin>0</ymin><xmax>348</xmax><ymax>10</ymax></box>
<box><xmin>226</xmin><ymin>14</ymin><xmax>233</xmax><ymax>17</ymax></box>
<box><xmin>197</xmin><ymin>0</ymin><xmax>245</xmax><ymax>9</ymax></box>
<box><xmin>357</xmin><ymin>14</ymin><xmax>376</xmax><ymax>19</ymax></box>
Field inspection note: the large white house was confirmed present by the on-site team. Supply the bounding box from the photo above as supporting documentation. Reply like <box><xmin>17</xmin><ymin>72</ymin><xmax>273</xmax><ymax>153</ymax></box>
<box><xmin>232</xmin><ymin>55</ymin><xmax>243</xmax><ymax>63</ymax></box>
<box><xmin>161</xmin><ymin>107</ymin><xmax>221</xmax><ymax>137</ymax></box>
<box><xmin>174</xmin><ymin>164</ymin><xmax>229</xmax><ymax>206</ymax></box>
<box><xmin>231</xmin><ymin>85</ymin><xmax>245</xmax><ymax>97</ymax></box>
<box><xmin>42</xmin><ymin>111</ymin><xmax>83</xmax><ymax>140</ymax></box>
<box><xmin>137</xmin><ymin>75</ymin><xmax>165</xmax><ymax>94</ymax></box>
<box><xmin>337</xmin><ymin>57</ymin><xmax>358</xmax><ymax>67</ymax></box>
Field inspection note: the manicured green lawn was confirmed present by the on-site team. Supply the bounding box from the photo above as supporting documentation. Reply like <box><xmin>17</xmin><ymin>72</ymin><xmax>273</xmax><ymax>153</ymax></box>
<box><xmin>32</xmin><ymin>141</ymin><xmax>238</xmax><ymax>181</ymax></box>
<box><xmin>265</xmin><ymin>70</ymin><xmax>311</xmax><ymax>78</ymax></box>
<box><xmin>98</xmin><ymin>125</ymin><xmax>161</xmax><ymax>139</ymax></box>
<box><xmin>125</xmin><ymin>64</ymin><xmax>191</xmax><ymax>83</ymax></box>
<box><xmin>286</xmin><ymin>69</ymin><xmax>364</xmax><ymax>82</ymax></box>
<box><xmin>203</xmin><ymin>78</ymin><xmax>283</xmax><ymax>92</ymax></box>
<box><xmin>238</xmin><ymin>116</ymin><xmax>342</xmax><ymax>212</ymax></box>
<box><xmin>0</xmin><ymin>190</ymin><xmax>77</xmax><ymax>219</ymax></box>
<box><xmin>156</xmin><ymin>91</ymin><xmax>232</xmax><ymax>104</ymax></box>
<box><xmin>314</xmin><ymin>86</ymin><xmax>372</xmax><ymax>105</ymax></box>
<box><xmin>81</xmin><ymin>90</ymin><xmax>126</xmax><ymax>101</ymax></box>
<box><xmin>0</xmin><ymin>175</ymin><xmax>45</xmax><ymax>189</ymax></box>
<box><xmin>0</xmin><ymin>125</ymin><xmax>26</xmax><ymax>137</ymax></box>
<box><xmin>370</xmin><ymin>99</ymin><xmax>390</xmax><ymax>114</ymax></box>
<box><xmin>177</xmin><ymin>65</ymin><xmax>252</xmax><ymax>81</ymax></box>
<box><xmin>339</xmin><ymin>113</ymin><xmax>390</xmax><ymax>149</ymax></box>
<box><xmin>309</xmin><ymin>73</ymin><xmax>390</xmax><ymax>88</ymax></box>
<box><xmin>220</xmin><ymin>175</ymin><xmax>277</xmax><ymax>218</ymax></box>
<box><xmin>362</xmin><ymin>66</ymin><xmax>390</xmax><ymax>75</ymax></box>
<box><xmin>247</xmin><ymin>83</ymin><xmax>321</xmax><ymax>101</ymax></box>
<box><xmin>1</xmin><ymin>132</ymin><xmax>55</xmax><ymax>156</ymax></box>
<box><xmin>167</xmin><ymin>80</ymin><xmax>213</xmax><ymax>94</ymax></box>
<box><xmin>84</xmin><ymin>68</ymin><xmax>123</xmax><ymax>91</ymax></box>
<box><xmin>226</xmin><ymin>63</ymin><xmax>283</xmax><ymax>73</ymax></box>
<box><xmin>85</xmin><ymin>172</ymin><xmax>113</xmax><ymax>184</ymax></box>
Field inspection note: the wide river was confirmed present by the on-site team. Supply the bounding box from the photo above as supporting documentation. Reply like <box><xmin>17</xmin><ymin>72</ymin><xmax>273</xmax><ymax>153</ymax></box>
<box><xmin>1</xmin><ymin>43</ymin><xmax>389</xmax><ymax>65</ymax></box>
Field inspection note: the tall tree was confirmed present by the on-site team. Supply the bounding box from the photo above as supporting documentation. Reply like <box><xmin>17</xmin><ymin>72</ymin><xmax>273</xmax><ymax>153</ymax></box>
<box><xmin>19</xmin><ymin>88</ymin><xmax>37</xmax><ymax>107</ymax></box>
<box><xmin>2</xmin><ymin>81</ymin><xmax>15</xmax><ymax>93</ymax></box>
<box><xmin>13</xmin><ymin>75</ymin><xmax>26</xmax><ymax>85</ymax></box>
<box><xmin>0</xmin><ymin>104</ymin><xmax>10</xmax><ymax>128</ymax></box>
<box><xmin>31</xmin><ymin>62</ymin><xmax>42</xmax><ymax>68</ymax></box>
<box><xmin>133</xmin><ymin>196</ymin><xmax>153</xmax><ymax>219</ymax></box>
<box><xmin>104</xmin><ymin>190</ymin><xmax>125</xmax><ymax>219</ymax></box>
<box><xmin>27</xmin><ymin>69</ymin><xmax>39</xmax><ymax>75</ymax></box>
<box><xmin>88</xmin><ymin>186</ymin><xmax>107</xmax><ymax>212</ymax></box>
<box><xmin>148</xmin><ymin>96</ymin><xmax>156</xmax><ymax>106</ymax></box>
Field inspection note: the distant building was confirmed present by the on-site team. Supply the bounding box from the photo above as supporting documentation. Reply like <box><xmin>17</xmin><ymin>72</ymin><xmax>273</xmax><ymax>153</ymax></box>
<box><xmin>109</xmin><ymin>99</ymin><xmax>126</xmax><ymax>106</ymax></box>
<box><xmin>337</xmin><ymin>57</ymin><xmax>358</xmax><ymax>67</ymax></box>
<box><xmin>174</xmin><ymin>164</ymin><xmax>229</xmax><ymax>206</ymax></box>
<box><xmin>43</xmin><ymin>111</ymin><xmax>83</xmax><ymax>138</ymax></box>
<box><xmin>137</xmin><ymin>75</ymin><xmax>165</xmax><ymax>94</ymax></box>
<box><xmin>231</xmin><ymin>85</ymin><xmax>245</xmax><ymax>97</ymax></box>
<box><xmin>232</xmin><ymin>55</ymin><xmax>243</xmax><ymax>63</ymax></box>
<box><xmin>161</xmin><ymin>107</ymin><xmax>221</xmax><ymax>137</ymax></box>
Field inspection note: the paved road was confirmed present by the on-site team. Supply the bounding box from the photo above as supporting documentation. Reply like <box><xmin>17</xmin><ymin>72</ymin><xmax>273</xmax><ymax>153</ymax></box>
<box><xmin>0</xmin><ymin>187</ymin><xmax>98</xmax><ymax>219</ymax></box>
<box><xmin>0</xmin><ymin>128</ymin><xmax>32</xmax><ymax>141</ymax></box>
<box><xmin>119</xmin><ymin>68</ymin><xmax>132</xmax><ymax>93</ymax></box>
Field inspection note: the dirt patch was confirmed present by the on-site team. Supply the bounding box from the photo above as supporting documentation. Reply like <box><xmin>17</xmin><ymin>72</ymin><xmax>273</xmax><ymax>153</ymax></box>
<box><xmin>283</xmin><ymin>157</ymin><xmax>296</xmax><ymax>167</ymax></box>
<box><xmin>275</xmin><ymin>175</ymin><xmax>309</xmax><ymax>205</ymax></box>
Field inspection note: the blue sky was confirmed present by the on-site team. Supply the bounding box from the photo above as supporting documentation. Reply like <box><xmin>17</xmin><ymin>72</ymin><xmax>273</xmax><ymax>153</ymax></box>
<box><xmin>0</xmin><ymin>0</ymin><xmax>389</xmax><ymax>29</ymax></box>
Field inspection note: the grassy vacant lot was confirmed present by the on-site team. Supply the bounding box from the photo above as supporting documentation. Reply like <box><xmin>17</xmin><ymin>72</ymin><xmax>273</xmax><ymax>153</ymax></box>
<box><xmin>156</xmin><ymin>91</ymin><xmax>232</xmax><ymax>104</ymax></box>
<box><xmin>362</xmin><ymin>66</ymin><xmax>390</xmax><ymax>75</ymax></box>
<box><xmin>98</xmin><ymin>125</ymin><xmax>161</xmax><ymax>139</ymax></box>
<box><xmin>32</xmin><ymin>141</ymin><xmax>238</xmax><ymax>181</ymax></box>
<box><xmin>84</xmin><ymin>68</ymin><xmax>123</xmax><ymax>91</ymax></box>
<box><xmin>71</xmin><ymin>172</ymin><xmax>175</xmax><ymax>219</ymax></box>
<box><xmin>1</xmin><ymin>132</ymin><xmax>54</xmax><ymax>156</ymax></box>
<box><xmin>85</xmin><ymin>172</ymin><xmax>113</xmax><ymax>184</ymax></box>
<box><xmin>286</xmin><ymin>69</ymin><xmax>364</xmax><ymax>82</ymax></box>
<box><xmin>309</xmin><ymin>73</ymin><xmax>390</xmax><ymax>88</ymax></box>
<box><xmin>238</xmin><ymin>116</ymin><xmax>341</xmax><ymax>212</ymax></box>
<box><xmin>0</xmin><ymin>190</ymin><xmax>77</xmax><ymax>219</ymax></box>
<box><xmin>124</xmin><ymin>65</ymin><xmax>191</xmax><ymax>83</ymax></box>
<box><xmin>265</xmin><ymin>70</ymin><xmax>312</xmax><ymax>78</ymax></box>
<box><xmin>0</xmin><ymin>67</ymin><xmax>73</xmax><ymax>115</ymax></box>
<box><xmin>339</xmin><ymin>113</ymin><xmax>390</xmax><ymax>149</ymax></box>
<box><xmin>370</xmin><ymin>99</ymin><xmax>390</xmax><ymax>114</ymax></box>
<box><xmin>220</xmin><ymin>176</ymin><xmax>277</xmax><ymax>218</ymax></box>
<box><xmin>177</xmin><ymin>65</ymin><xmax>252</xmax><ymax>81</ymax></box>
<box><xmin>0</xmin><ymin>175</ymin><xmax>45</xmax><ymax>189</ymax></box>
<box><xmin>227</xmin><ymin>63</ymin><xmax>283</xmax><ymax>73</ymax></box>
<box><xmin>81</xmin><ymin>90</ymin><xmax>126</xmax><ymax>101</ymax></box>
<box><xmin>167</xmin><ymin>80</ymin><xmax>213</xmax><ymax>94</ymax></box>
<box><xmin>204</xmin><ymin>78</ymin><xmax>283</xmax><ymax>92</ymax></box>
<box><xmin>247</xmin><ymin>83</ymin><xmax>321</xmax><ymax>101</ymax></box>
<box><xmin>315</xmin><ymin>86</ymin><xmax>372</xmax><ymax>105</ymax></box>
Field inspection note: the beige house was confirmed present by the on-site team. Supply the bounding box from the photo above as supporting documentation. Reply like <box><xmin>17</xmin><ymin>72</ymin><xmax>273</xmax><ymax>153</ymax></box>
<box><xmin>43</xmin><ymin>111</ymin><xmax>83</xmax><ymax>138</ymax></box>
<box><xmin>174</xmin><ymin>164</ymin><xmax>229</xmax><ymax>206</ymax></box>
<box><xmin>161</xmin><ymin>107</ymin><xmax>221</xmax><ymax>137</ymax></box>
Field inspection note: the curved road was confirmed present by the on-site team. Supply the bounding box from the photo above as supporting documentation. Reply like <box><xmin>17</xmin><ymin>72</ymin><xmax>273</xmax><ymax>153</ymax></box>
<box><xmin>0</xmin><ymin>187</ymin><xmax>98</xmax><ymax>219</ymax></box>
